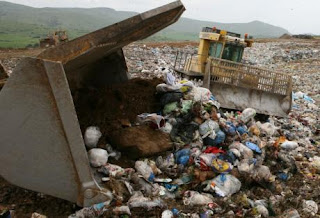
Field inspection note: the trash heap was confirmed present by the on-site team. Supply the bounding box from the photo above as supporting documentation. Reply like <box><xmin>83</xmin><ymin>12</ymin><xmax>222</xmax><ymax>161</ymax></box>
<box><xmin>124</xmin><ymin>44</ymin><xmax>196</xmax><ymax>79</ymax></box>
<box><xmin>70</xmin><ymin>71</ymin><xmax>319</xmax><ymax>217</ymax></box>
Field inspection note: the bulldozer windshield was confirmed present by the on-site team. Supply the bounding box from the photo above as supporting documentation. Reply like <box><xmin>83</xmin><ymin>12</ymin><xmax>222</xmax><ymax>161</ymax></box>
<box><xmin>208</xmin><ymin>42</ymin><xmax>223</xmax><ymax>58</ymax></box>
<box><xmin>222</xmin><ymin>44</ymin><xmax>244</xmax><ymax>62</ymax></box>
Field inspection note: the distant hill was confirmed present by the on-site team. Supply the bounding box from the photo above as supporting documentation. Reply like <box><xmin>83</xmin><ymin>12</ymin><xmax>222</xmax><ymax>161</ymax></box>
<box><xmin>0</xmin><ymin>1</ymin><xmax>290</xmax><ymax>48</ymax></box>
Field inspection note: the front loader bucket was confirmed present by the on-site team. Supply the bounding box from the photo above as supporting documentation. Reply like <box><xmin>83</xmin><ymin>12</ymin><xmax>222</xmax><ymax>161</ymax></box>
<box><xmin>0</xmin><ymin>1</ymin><xmax>185</xmax><ymax>207</ymax></box>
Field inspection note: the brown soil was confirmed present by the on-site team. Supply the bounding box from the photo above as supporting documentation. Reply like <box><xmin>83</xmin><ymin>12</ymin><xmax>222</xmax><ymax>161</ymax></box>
<box><xmin>0</xmin><ymin>177</ymin><xmax>77</xmax><ymax>217</ymax></box>
<box><xmin>72</xmin><ymin>77</ymin><xmax>163</xmax><ymax>144</ymax></box>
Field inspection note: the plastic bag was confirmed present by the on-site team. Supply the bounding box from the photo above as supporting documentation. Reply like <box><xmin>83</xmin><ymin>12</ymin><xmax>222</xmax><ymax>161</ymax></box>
<box><xmin>98</xmin><ymin>163</ymin><xmax>133</xmax><ymax>178</ymax></box>
<box><xmin>128</xmin><ymin>191</ymin><xmax>165</xmax><ymax>210</ymax></box>
<box><xmin>135</xmin><ymin>161</ymin><xmax>155</xmax><ymax>182</ymax></box>
<box><xmin>199</xmin><ymin>153</ymin><xmax>218</xmax><ymax>170</ymax></box>
<box><xmin>163</xmin><ymin>102</ymin><xmax>179</xmax><ymax>115</ymax></box>
<box><xmin>237</xmin><ymin>125</ymin><xmax>248</xmax><ymax>135</ymax></box>
<box><xmin>84</xmin><ymin>126</ymin><xmax>102</xmax><ymax>149</ymax></box>
<box><xmin>280</xmin><ymin>140</ymin><xmax>298</xmax><ymax>150</ymax></box>
<box><xmin>113</xmin><ymin>206</ymin><xmax>131</xmax><ymax>215</ymax></box>
<box><xmin>229</xmin><ymin>142</ymin><xmax>254</xmax><ymax>159</ymax></box>
<box><xmin>237</xmin><ymin>158</ymin><xmax>256</xmax><ymax>174</ymax></box>
<box><xmin>256</xmin><ymin>121</ymin><xmax>277</xmax><ymax>136</ymax></box>
<box><xmin>211</xmin><ymin>159</ymin><xmax>233</xmax><ymax>173</ymax></box>
<box><xmin>156</xmin><ymin>83</ymin><xmax>180</xmax><ymax>93</ymax></box>
<box><xmin>68</xmin><ymin>201</ymin><xmax>110</xmax><ymax>218</ymax></box>
<box><xmin>175</xmin><ymin>148</ymin><xmax>191</xmax><ymax>166</ymax></box>
<box><xmin>205</xmin><ymin>174</ymin><xmax>241</xmax><ymax>197</ymax></box>
<box><xmin>199</xmin><ymin>120</ymin><xmax>219</xmax><ymax>139</ymax></box>
<box><xmin>161</xmin><ymin>210</ymin><xmax>174</xmax><ymax>218</ymax></box>
<box><xmin>178</xmin><ymin>80</ymin><xmax>194</xmax><ymax>93</ymax></box>
<box><xmin>165</xmin><ymin>72</ymin><xmax>176</xmax><ymax>86</ymax></box>
<box><xmin>240</xmin><ymin>108</ymin><xmax>256</xmax><ymax>123</ymax></box>
<box><xmin>183</xmin><ymin>191</ymin><xmax>214</xmax><ymax>206</ymax></box>
<box><xmin>88</xmin><ymin>148</ymin><xmax>109</xmax><ymax>167</ymax></box>
<box><xmin>181</xmin><ymin>100</ymin><xmax>193</xmax><ymax>114</ymax></box>
<box><xmin>160</xmin><ymin>92</ymin><xmax>183</xmax><ymax>106</ymax></box>
<box><xmin>137</xmin><ymin>113</ymin><xmax>165</xmax><ymax>129</ymax></box>
<box><xmin>302</xmin><ymin>200</ymin><xmax>318</xmax><ymax>215</ymax></box>
<box><xmin>252</xmin><ymin>165</ymin><xmax>275</xmax><ymax>182</ymax></box>
<box><xmin>245</xmin><ymin>142</ymin><xmax>262</xmax><ymax>153</ymax></box>
<box><xmin>184</xmin><ymin>87</ymin><xmax>212</xmax><ymax>102</ymax></box>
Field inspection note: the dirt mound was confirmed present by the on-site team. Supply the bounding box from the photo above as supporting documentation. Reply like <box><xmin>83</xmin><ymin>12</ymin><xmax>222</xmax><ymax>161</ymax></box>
<box><xmin>279</xmin><ymin>33</ymin><xmax>292</xmax><ymax>39</ymax></box>
<box><xmin>0</xmin><ymin>63</ymin><xmax>7</xmax><ymax>80</ymax></box>
<box><xmin>72</xmin><ymin>78</ymin><xmax>163</xmax><ymax>143</ymax></box>
<box><xmin>109</xmin><ymin>125</ymin><xmax>172</xmax><ymax>158</ymax></box>
<box><xmin>0</xmin><ymin>177</ymin><xmax>76</xmax><ymax>217</ymax></box>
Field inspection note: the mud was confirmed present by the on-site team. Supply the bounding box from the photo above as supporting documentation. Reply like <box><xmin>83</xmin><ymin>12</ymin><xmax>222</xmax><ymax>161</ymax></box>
<box><xmin>0</xmin><ymin>177</ymin><xmax>77</xmax><ymax>217</ymax></box>
<box><xmin>72</xmin><ymin>78</ymin><xmax>163</xmax><ymax>144</ymax></box>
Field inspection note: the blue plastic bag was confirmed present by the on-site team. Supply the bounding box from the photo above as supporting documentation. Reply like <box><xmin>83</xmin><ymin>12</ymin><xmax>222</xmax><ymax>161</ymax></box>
<box><xmin>237</xmin><ymin>125</ymin><xmax>248</xmax><ymax>135</ymax></box>
<box><xmin>175</xmin><ymin>149</ymin><xmax>191</xmax><ymax>166</ymax></box>
<box><xmin>245</xmin><ymin>142</ymin><xmax>261</xmax><ymax>153</ymax></box>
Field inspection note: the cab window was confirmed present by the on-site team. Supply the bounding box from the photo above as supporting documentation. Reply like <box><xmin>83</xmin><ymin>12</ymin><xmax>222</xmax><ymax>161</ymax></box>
<box><xmin>208</xmin><ymin>42</ymin><xmax>223</xmax><ymax>58</ymax></box>
<box><xmin>222</xmin><ymin>44</ymin><xmax>244</xmax><ymax>62</ymax></box>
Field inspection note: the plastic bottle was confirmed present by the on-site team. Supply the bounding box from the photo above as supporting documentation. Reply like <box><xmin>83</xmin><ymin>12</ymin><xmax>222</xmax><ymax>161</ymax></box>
<box><xmin>135</xmin><ymin>161</ymin><xmax>155</xmax><ymax>182</ymax></box>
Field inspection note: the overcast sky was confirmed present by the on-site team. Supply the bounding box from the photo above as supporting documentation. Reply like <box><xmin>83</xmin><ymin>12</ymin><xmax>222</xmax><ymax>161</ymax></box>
<box><xmin>4</xmin><ymin>0</ymin><xmax>320</xmax><ymax>34</ymax></box>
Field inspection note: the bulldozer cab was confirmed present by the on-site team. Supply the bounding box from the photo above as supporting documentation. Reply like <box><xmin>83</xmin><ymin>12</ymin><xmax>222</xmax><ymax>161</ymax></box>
<box><xmin>198</xmin><ymin>27</ymin><xmax>252</xmax><ymax>68</ymax></box>
<box><xmin>208</xmin><ymin>41</ymin><xmax>244</xmax><ymax>62</ymax></box>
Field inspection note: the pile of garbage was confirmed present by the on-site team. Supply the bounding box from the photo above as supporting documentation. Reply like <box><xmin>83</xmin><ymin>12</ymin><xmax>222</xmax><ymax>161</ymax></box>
<box><xmin>70</xmin><ymin>71</ymin><xmax>319</xmax><ymax>217</ymax></box>
<box><xmin>124</xmin><ymin>44</ymin><xmax>196</xmax><ymax>79</ymax></box>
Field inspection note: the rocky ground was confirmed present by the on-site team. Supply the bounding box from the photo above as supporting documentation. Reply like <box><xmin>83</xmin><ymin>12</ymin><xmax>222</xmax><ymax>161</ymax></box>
<box><xmin>0</xmin><ymin>39</ymin><xmax>319</xmax><ymax>217</ymax></box>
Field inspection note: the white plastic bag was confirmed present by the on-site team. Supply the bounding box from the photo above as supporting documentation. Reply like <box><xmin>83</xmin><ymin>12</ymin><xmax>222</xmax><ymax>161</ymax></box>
<box><xmin>84</xmin><ymin>126</ymin><xmax>102</xmax><ymax>149</ymax></box>
<box><xmin>240</xmin><ymin>108</ymin><xmax>256</xmax><ymax>123</ymax></box>
<box><xmin>229</xmin><ymin>142</ymin><xmax>253</xmax><ymax>159</ymax></box>
<box><xmin>88</xmin><ymin>148</ymin><xmax>109</xmax><ymax>167</ymax></box>
<box><xmin>135</xmin><ymin>161</ymin><xmax>155</xmax><ymax>182</ymax></box>
<box><xmin>256</xmin><ymin>121</ymin><xmax>277</xmax><ymax>136</ymax></box>
<box><xmin>183</xmin><ymin>191</ymin><xmax>214</xmax><ymax>206</ymax></box>
<box><xmin>185</xmin><ymin>87</ymin><xmax>212</xmax><ymax>102</ymax></box>
<box><xmin>205</xmin><ymin>174</ymin><xmax>241</xmax><ymax>197</ymax></box>
<box><xmin>199</xmin><ymin>120</ymin><xmax>219</xmax><ymax>139</ymax></box>
<box><xmin>161</xmin><ymin>210</ymin><xmax>174</xmax><ymax>218</ymax></box>
<box><xmin>281</xmin><ymin>140</ymin><xmax>298</xmax><ymax>150</ymax></box>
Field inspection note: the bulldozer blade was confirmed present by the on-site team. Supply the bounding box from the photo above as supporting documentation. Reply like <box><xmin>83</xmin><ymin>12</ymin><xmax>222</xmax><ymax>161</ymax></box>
<box><xmin>38</xmin><ymin>0</ymin><xmax>185</xmax><ymax>91</ymax></box>
<box><xmin>210</xmin><ymin>83</ymin><xmax>292</xmax><ymax>117</ymax></box>
<box><xmin>0</xmin><ymin>1</ymin><xmax>185</xmax><ymax>207</ymax></box>
<box><xmin>0</xmin><ymin>58</ymin><xmax>111</xmax><ymax>207</ymax></box>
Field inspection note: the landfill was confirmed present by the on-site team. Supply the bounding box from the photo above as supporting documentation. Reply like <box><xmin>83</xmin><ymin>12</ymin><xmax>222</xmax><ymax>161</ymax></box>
<box><xmin>0</xmin><ymin>40</ymin><xmax>319</xmax><ymax>217</ymax></box>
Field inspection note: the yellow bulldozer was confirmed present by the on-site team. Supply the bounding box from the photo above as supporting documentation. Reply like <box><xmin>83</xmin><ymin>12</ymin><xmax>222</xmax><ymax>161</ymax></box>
<box><xmin>40</xmin><ymin>30</ymin><xmax>69</xmax><ymax>48</ymax></box>
<box><xmin>174</xmin><ymin>27</ymin><xmax>292</xmax><ymax>117</ymax></box>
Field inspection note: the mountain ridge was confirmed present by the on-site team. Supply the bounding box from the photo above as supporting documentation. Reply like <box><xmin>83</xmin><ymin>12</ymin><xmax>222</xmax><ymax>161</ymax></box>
<box><xmin>0</xmin><ymin>1</ymin><xmax>290</xmax><ymax>48</ymax></box>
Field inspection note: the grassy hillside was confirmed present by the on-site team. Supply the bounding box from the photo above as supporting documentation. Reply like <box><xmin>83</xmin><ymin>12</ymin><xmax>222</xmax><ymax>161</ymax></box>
<box><xmin>0</xmin><ymin>1</ymin><xmax>290</xmax><ymax>48</ymax></box>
